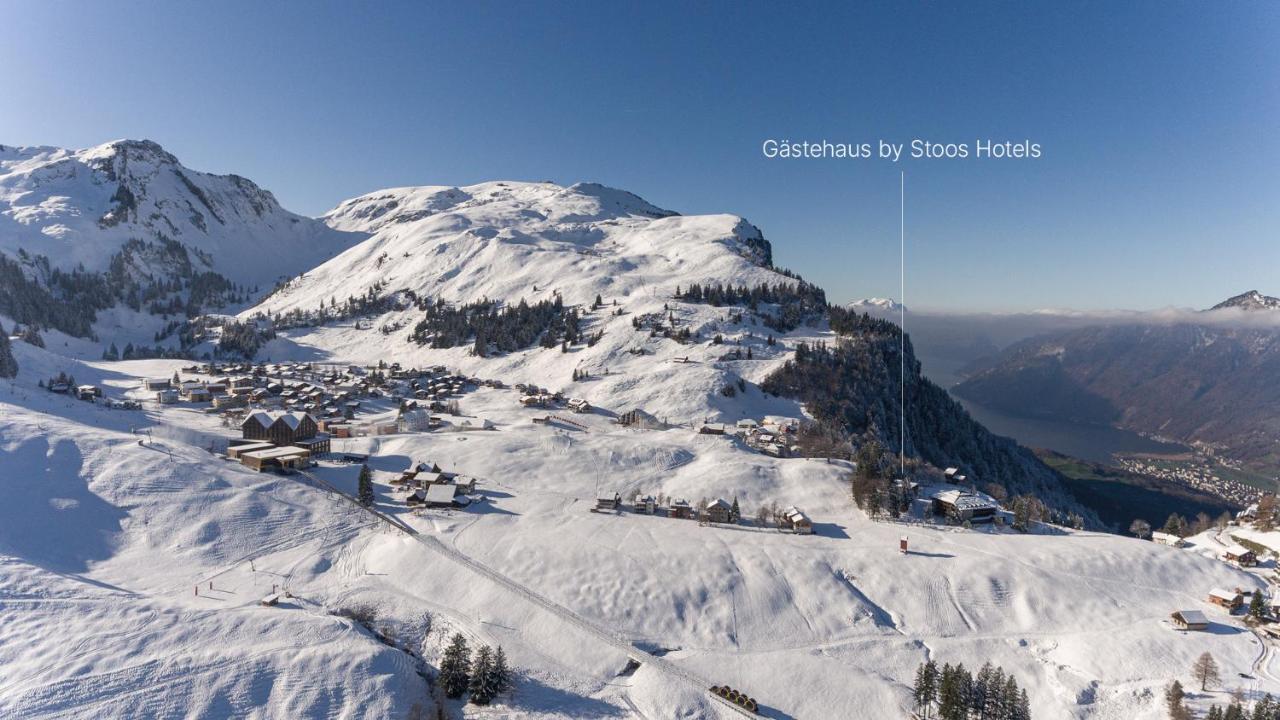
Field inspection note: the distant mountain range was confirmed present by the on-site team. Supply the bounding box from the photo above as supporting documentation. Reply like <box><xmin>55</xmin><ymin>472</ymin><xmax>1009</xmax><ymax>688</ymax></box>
<box><xmin>847</xmin><ymin>297</ymin><xmax>905</xmax><ymax>313</ymax></box>
<box><xmin>952</xmin><ymin>295</ymin><xmax>1280</xmax><ymax>477</ymax></box>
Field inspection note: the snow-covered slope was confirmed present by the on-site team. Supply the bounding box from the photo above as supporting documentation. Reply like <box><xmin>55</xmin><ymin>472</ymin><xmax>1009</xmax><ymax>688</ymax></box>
<box><xmin>1209</xmin><ymin>290</ymin><xmax>1280</xmax><ymax>312</ymax></box>
<box><xmin>255</xmin><ymin>180</ymin><xmax>776</xmax><ymax>314</ymax></box>
<box><xmin>0</xmin><ymin>140</ymin><xmax>357</xmax><ymax>288</ymax></box>
<box><xmin>2</xmin><ymin>340</ymin><xmax>1274</xmax><ymax>719</ymax></box>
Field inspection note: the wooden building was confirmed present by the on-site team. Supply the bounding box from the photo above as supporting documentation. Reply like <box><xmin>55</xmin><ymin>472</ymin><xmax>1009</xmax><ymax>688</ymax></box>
<box><xmin>596</xmin><ymin>493</ymin><xmax>621</xmax><ymax>512</ymax></box>
<box><xmin>781</xmin><ymin>507</ymin><xmax>813</xmax><ymax>534</ymax></box>
<box><xmin>1208</xmin><ymin>588</ymin><xmax>1243</xmax><ymax>610</ymax></box>
<box><xmin>668</xmin><ymin>499</ymin><xmax>693</xmax><ymax>519</ymax></box>
<box><xmin>1170</xmin><ymin>610</ymin><xmax>1209</xmax><ymax>631</ymax></box>
<box><xmin>239</xmin><ymin>446</ymin><xmax>312</xmax><ymax>472</ymax></box>
<box><xmin>931</xmin><ymin>490</ymin><xmax>998</xmax><ymax>524</ymax></box>
<box><xmin>1222</xmin><ymin>544</ymin><xmax>1258</xmax><ymax>567</ymax></box>
<box><xmin>704</xmin><ymin>498</ymin><xmax>732</xmax><ymax>524</ymax></box>
<box><xmin>241</xmin><ymin>411</ymin><xmax>320</xmax><ymax>447</ymax></box>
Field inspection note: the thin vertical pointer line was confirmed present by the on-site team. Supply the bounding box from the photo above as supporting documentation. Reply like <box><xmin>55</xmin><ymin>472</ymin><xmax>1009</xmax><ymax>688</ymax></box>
<box><xmin>900</xmin><ymin>171</ymin><xmax>905</xmax><ymax>478</ymax></box>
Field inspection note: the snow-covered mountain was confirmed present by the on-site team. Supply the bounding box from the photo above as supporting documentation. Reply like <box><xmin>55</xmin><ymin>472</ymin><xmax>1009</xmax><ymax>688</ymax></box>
<box><xmin>1209</xmin><ymin>290</ymin><xmax>1280</xmax><ymax>312</ymax></box>
<box><xmin>847</xmin><ymin>297</ymin><xmax>905</xmax><ymax>313</ymax></box>
<box><xmin>0</xmin><ymin>139</ymin><xmax>356</xmax><ymax>289</ymax></box>
<box><xmin>254</xmin><ymin>180</ymin><xmax>778</xmax><ymax>316</ymax></box>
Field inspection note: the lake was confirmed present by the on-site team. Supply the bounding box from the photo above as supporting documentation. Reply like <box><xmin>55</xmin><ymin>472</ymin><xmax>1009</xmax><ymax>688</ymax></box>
<box><xmin>954</xmin><ymin>396</ymin><xmax>1189</xmax><ymax>465</ymax></box>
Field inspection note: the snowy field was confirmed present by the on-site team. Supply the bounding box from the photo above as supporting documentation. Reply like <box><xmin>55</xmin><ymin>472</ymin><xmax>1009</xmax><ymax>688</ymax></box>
<box><xmin>1</xmin><ymin>173</ymin><xmax>1275</xmax><ymax>718</ymax></box>
<box><xmin>2</xmin><ymin>335</ymin><xmax>1277</xmax><ymax>720</ymax></box>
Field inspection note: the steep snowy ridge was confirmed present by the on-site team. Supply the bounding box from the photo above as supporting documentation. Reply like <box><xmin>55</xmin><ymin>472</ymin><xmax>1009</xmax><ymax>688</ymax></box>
<box><xmin>0</xmin><ymin>139</ymin><xmax>358</xmax><ymax>288</ymax></box>
<box><xmin>1209</xmin><ymin>290</ymin><xmax>1280</xmax><ymax>312</ymax></box>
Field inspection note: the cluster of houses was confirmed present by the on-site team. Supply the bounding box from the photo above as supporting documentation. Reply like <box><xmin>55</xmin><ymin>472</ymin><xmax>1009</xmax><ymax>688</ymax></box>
<box><xmin>517</xmin><ymin>385</ymin><xmax>591</xmax><ymax>415</ymax></box>
<box><xmin>596</xmin><ymin>493</ymin><xmax>813</xmax><ymax>534</ymax></box>
<box><xmin>1171</xmin><ymin>586</ymin><xmax>1280</xmax><ymax>632</ymax></box>
<box><xmin>145</xmin><ymin>361</ymin><xmax>494</xmax><ymax>441</ymax></box>
<box><xmin>1151</xmin><ymin>531</ymin><xmax>1259</xmax><ymax>567</ymax></box>
<box><xmin>228</xmin><ymin>410</ymin><xmax>328</xmax><ymax>473</ymax></box>
<box><xmin>44</xmin><ymin>377</ymin><xmax>141</xmax><ymax>409</ymax></box>
<box><xmin>699</xmin><ymin>418</ymin><xmax>799</xmax><ymax>459</ymax></box>
<box><xmin>393</xmin><ymin>461</ymin><xmax>479</xmax><ymax>509</ymax></box>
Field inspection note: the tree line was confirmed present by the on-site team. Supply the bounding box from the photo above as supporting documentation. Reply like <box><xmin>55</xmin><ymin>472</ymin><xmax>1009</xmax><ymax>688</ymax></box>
<box><xmin>674</xmin><ymin>279</ymin><xmax>827</xmax><ymax>331</ymax></box>
<box><xmin>409</xmin><ymin>296</ymin><xmax>582</xmax><ymax>356</ymax></box>
<box><xmin>912</xmin><ymin>660</ymin><xmax>1031</xmax><ymax>719</ymax></box>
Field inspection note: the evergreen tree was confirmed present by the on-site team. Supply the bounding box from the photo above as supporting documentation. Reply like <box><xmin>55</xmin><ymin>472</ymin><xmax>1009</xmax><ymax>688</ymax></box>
<box><xmin>1165</xmin><ymin>680</ymin><xmax>1186</xmax><ymax>718</ymax></box>
<box><xmin>491</xmin><ymin>646</ymin><xmax>512</xmax><ymax>698</ymax></box>
<box><xmin>357</xmin><ymin>464</ymin><xmax>374</xmax><ymax>507</ymax></box>
<box><xmin>0</xmin><ymin>323</ymin><xmax>17</xmax><ymax>379</ymax></box>
<box><xmin>439</xmin><ymin>633</ymin><xmax>470</xmax><ymax>698</ymax></box>
<box><xmin>19</xmin><ymin>325</ymin><xmax>44</xmax><ymax>347</ymax></box>
<box><xmin>1163</xmin><ymin>512</ymin><xmax>1189</xmax><ymax>537</ymax></box>
<box><xmin>1014</xmin><ymin>687</ymin><xmax>1031</xmax><ymax>720</ymax></box>
<box><xmin>1193</xmin><ymin>651</ymin><xmax>1221</xmax><ymax>691</ymax></box>
<box><xmin>1251</xmin><ymin>591</ymin><xmax>1266</xmax><ymax>620</ymax></box>
<box><xmin>1251</xmin><ymin>695</ymin><xmax>1274</xmax><ymax>720</ymax></box>
<box><xmin>730</xmin><ymin>496</ymin><xmax>740</xmax><ymax>523</ymax></box>
<box><xmin>913</xmin><ymin>661</ymin><xmax>939</xmax><ymax>718</ymax></box>
<box><xmin>1224</xmin><ymin>700</ymin><xmax>1245</xmax><ymax>720</ymax></box>
<box><xmin>468</xmin><ymin>645</ymin><xmax>494</xmax><ymax>704</ymax></box>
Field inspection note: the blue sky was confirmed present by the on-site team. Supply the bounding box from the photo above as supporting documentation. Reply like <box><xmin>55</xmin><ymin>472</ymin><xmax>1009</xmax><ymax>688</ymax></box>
<box><xmin>2</xmin><ymin>1</ymin><xmax>1276</xmax><ymax>311</ymax></box>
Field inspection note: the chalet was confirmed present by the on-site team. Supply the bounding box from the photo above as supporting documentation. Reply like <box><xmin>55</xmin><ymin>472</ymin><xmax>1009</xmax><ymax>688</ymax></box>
<box><xmin>520</xmin><ymin>394</ymin><xmax>546</xmax><ymax>407</ymax></box>
<box><xmin>1170</xmin><ymin>610</ymin><xmax>1209</xmax><ymax>631</ymax></box>
<box><xmin>239</xmin><ymin>446</ymin><xmax>312</xmax><ymax>472</ymax></box>
<box><xmin>567</xmin><ymin>398</ymin><xmax>591</xmax><ymax>414</ymax></box>
<box><xmin>397</xmin><ymin>407</ymin><xmax>433</xmax><ymax>433</ymax></box>
<box><xmin>759</xmin><ymin>442</ymin><xmax>787</xmax><ymax>458</ymax></box>
<box><xmin>213</xmin><ymin>393</ymin><xmax>248</xmax><ymax>410</ymax></box>
<box><xmin>668</xmin><ymin>498</ymin><xmax>693</xmax><ymax>519</ymax></box>
<box><xmin>704</xmin><ymin>498</ymin><xmax>732</xmax><ymax>524</ymax></box>
<box><xmin>735</xmin><ymin>419</ymin><xmax>759</xmax><ymax>432</ymax></box>
<box><xmin>596</xmin><ymin>493</ymin><xmax>621</xmax><ymax>512</ymax></box>
<box><xmin>1208</xmin><ymin>588</ymin><xmax>1243</xmax><ymax>610</ymax></box>
<box><xmin>931</xmin><ymin>490</ymin><xmax>997</xmax><ymax>524</ymax></box>
<box><xmin>699</xmin><ymin>423</ymin><xmax>727</xmax><ymax>435</ymax></box>
<box><xmin>421</xmin><ymin>483</ymin><xmax>460</xmax><ymax>508</ymax></box>
<box><xmin>206</xmin><ymin>383</ymin><xmax>227</xmax><ymax>396</ymax></box>
<box><xmin>1222</xmin><ymin>544</ymin><xmax>1258</xmax><ymax>567</ymax></box>
<box><xmin>781</xmin><ymin>507</ymin><xmax>813</xmax><ymax>534</ymax></box>
<box><xmin>633</xmin><ymin>494</ymin><xmax>657</xmax><ymax>514</ymax></box>
<box><xmin>143</xmin><ymin>378</ymin><xmax>171</xmax><ymax>391</ymax></box>
<box><xmin>154</xmin><ymin>388</ymin><xmax>178</xmax><ymax>404</ymax></box>
<box><xmin>1152</xmin><ymin>531</ymin><xmax>1185</xmax><ymax>548</ymax></box>
<box><xmin>76</xmin><ymin>385</ymin><xmax>101</xmax><ymax>401</ymax></box>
